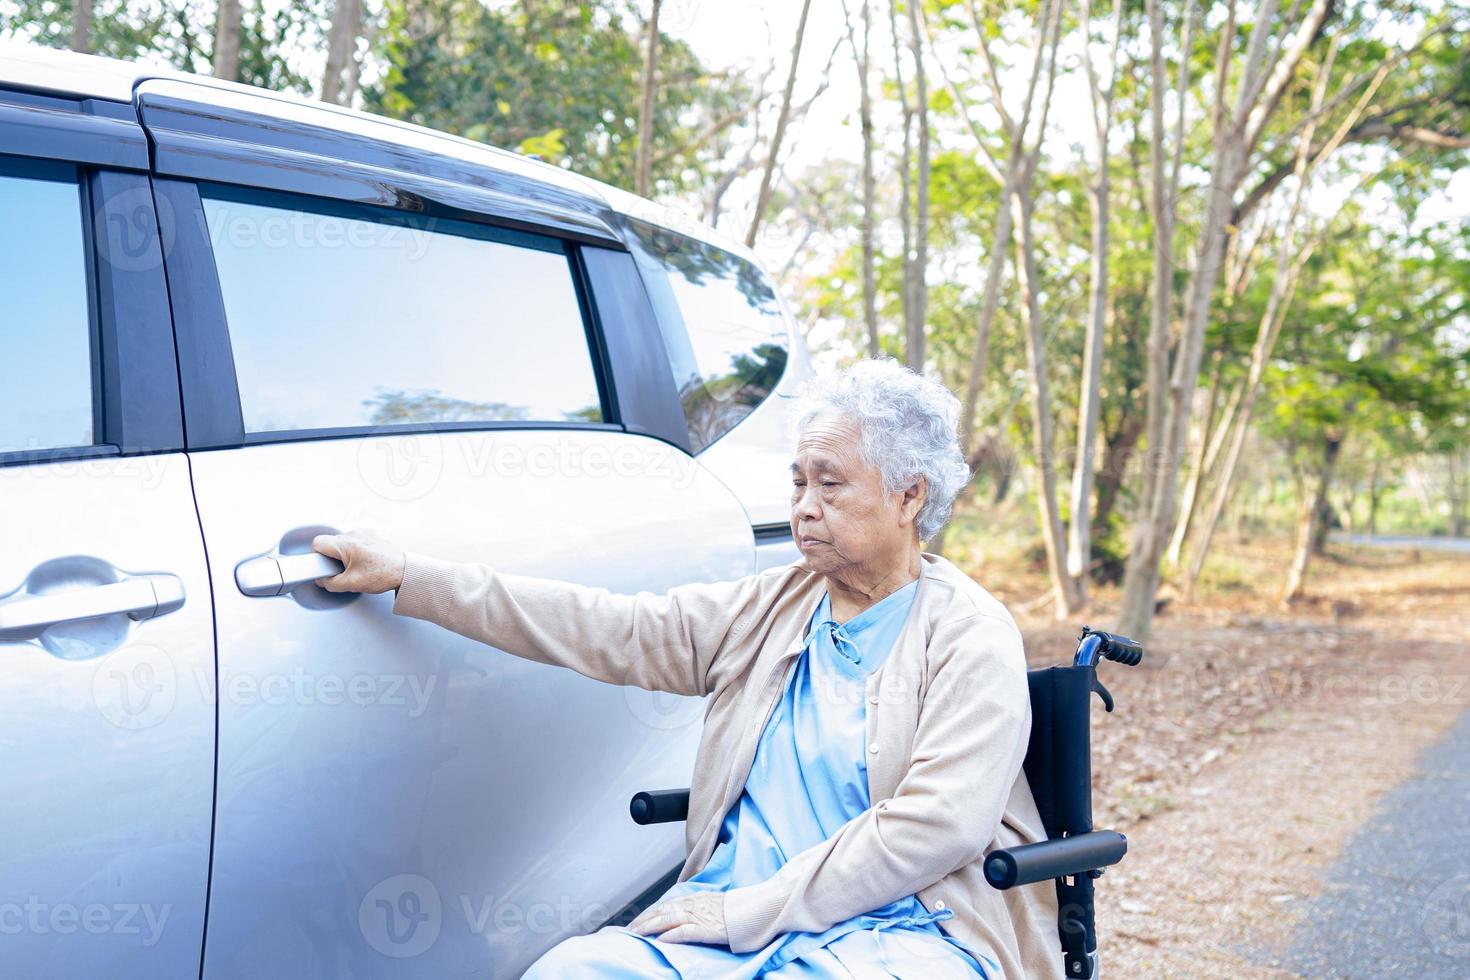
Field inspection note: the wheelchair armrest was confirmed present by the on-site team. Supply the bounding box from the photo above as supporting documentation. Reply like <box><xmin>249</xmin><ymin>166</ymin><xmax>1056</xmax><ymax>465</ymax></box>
<box><xmin>984</xmin><ymin>830</ymin><xmax>1128</xmax><ymax>890</ymax></box>
<box><xmin>630</xmin><ymin>789</ymin><xmax>691</xmax><ymax>825</ymax></box>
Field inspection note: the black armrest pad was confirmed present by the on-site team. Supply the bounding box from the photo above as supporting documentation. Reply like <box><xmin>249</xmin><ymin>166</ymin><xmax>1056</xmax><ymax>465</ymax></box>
<box><xmin>630</xmin><ymin>789</ymin><xmax>691</xmax><ymax>825</ymax></box>
<box><xmin>984</xmin><ymin>830</ymin><xmax>1128</xmax><ymax>890</ymax></box>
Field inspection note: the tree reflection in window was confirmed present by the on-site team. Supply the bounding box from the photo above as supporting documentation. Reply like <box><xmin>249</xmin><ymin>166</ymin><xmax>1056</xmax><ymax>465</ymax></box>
<box><xmin>365</xmin><ymin>388</ymin><xmax>530</xmax><ymax>425</ymax></box>
<box><xmin>627</xmin><ymin>220</ymin><xmax>790</xmax><ymax>453</ymax></box>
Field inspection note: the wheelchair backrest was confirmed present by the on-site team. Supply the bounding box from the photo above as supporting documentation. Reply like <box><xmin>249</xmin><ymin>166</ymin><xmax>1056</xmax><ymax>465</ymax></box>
<box><xmin>1023</xmin><ymin>665</ymin><xmax>1097</xmax><ymax>839</ymax></box>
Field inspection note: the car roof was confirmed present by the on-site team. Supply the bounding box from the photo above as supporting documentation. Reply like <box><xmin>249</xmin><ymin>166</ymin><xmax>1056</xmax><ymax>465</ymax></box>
<box><xmin>0</xmin><ymin>41</ymin><xmax>763</xmax><ymax>265</ymax></box>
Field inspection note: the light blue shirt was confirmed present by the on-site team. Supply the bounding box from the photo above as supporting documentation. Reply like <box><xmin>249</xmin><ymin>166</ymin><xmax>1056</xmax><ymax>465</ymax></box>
<box><xmin>575</xmin><ymin>579</ymin><xmax>997</xmax><ymax>978</ymax></box>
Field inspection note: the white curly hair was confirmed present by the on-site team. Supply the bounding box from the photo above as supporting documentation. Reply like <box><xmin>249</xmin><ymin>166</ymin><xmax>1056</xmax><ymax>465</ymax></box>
<box><xmin>790</xmin><ymin>358</ymin><xmax>973</xmax><ymax>541</ymax></box>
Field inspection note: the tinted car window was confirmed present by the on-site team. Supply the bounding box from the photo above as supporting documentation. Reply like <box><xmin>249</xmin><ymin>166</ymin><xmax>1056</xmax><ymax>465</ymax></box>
<box><xmin>0</xmin><ymin>164</ymin><xmax>93</xmax><ymax>454</ymax></box>
<box><xmin>626</xmin><ymin>220</ymin><xmax>789</xmax><ymax>453</ymax></box>
<box><xmin>200</xmin><ymin>188</ymin><xmax>603</xmax><ymax>434</ymax></box>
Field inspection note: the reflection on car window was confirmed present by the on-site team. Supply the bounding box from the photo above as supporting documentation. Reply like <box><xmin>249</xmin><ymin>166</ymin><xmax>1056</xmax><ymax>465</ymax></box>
<box><xmin>627</xmin><ymin>220</ymin><xmax>788</xmax><ymax>453</ymax></box>
<box><xmin>0</xmin><ymin>165</ymin><xmax>93</xmax><ymax>454</ymax></box>
<box><xmin>201</xmin><ymin>188</ymin><xmax>603</xmax><ymax>434</ymax></box>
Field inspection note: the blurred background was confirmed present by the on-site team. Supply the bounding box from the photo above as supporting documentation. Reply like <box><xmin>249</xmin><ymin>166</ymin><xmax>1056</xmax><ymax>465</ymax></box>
<box><xmin>4</xmin><ymin>0</ymin><xmax>1466</xmax><ymax>974</ymax></box>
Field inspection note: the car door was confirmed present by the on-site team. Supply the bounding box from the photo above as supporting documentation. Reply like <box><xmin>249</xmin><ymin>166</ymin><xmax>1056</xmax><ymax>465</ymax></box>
<box><xmin>140</xmin><ymin>84</ymin><xmax>754</xmax><ymax>978</ymax></box>
<box><xmin>0</xmin><ymin>92</ymin><xmax>214</xmax><ymax>978</ymax></box>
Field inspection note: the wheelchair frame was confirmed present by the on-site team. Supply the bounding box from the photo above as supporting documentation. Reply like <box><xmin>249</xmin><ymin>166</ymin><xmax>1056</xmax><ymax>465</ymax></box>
<box><xmin>626</xmin><ymin>625</ymin><xmax>1144</xmax><ymax>979</ymax></box>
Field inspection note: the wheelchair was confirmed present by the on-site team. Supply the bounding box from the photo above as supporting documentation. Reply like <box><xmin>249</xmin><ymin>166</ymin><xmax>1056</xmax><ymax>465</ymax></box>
<box><xmin>622</xmin><ymin>625</ymin><xmax>1144</xmax><ymax>980</ymax></box>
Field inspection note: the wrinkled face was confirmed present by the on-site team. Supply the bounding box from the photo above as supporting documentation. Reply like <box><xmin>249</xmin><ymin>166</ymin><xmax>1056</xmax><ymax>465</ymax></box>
<box><xmin>789</xmin><ymin>411</ymin><xmax>920</xmax><ymax>574</ymax></box>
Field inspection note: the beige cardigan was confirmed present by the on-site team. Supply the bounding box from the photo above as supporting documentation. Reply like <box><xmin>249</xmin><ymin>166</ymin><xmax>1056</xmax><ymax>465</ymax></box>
<box><xmin>392</xmin><ymin>549</ymin><xmax>1063</xmax><ymax>979</ymax></box>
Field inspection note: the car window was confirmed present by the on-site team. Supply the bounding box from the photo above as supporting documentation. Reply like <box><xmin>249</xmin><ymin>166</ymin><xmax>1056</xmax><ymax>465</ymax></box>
<box><xmin>625</xmin><ymin>220</ymin><xmax>789</xmax><ymax>453</ymax></box>
<box><xmin>0</xmin><ymin>163</ymin><xmax>94</xmax><ymax>454</ymax></box>
<box><xmin>200</xmin><ymin>187</ymin><xmax>604</xmax><ymax>434</ymax></box>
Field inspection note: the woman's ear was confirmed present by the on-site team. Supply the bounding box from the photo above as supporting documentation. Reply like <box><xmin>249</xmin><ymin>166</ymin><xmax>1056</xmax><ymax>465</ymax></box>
<box><xmin>899</xmin><ymin>476</ymin><xmax>927</xmax><ymax>527</ymax></box>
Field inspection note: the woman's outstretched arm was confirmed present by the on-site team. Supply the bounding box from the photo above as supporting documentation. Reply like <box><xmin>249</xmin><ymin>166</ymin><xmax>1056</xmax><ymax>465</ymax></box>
<box><xmin>313</xmin><ymin>528</ymin><xmax>763</xmax><ymax>698</ymax></box>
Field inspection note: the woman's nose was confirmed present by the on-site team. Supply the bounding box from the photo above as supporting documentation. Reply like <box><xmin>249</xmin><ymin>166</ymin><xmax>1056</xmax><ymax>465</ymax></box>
<box><xmin>793</xmin><ymin>487</ymin><xmax>821</xmax><ymax>521</ymax></box>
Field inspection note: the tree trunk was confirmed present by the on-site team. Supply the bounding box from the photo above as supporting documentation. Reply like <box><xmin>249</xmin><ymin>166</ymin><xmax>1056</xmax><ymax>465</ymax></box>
<box><xmin>1094</xmin><ymin>413</ymin><xmax>1144</xmax><ymax>544</ymax></box>
<box><xmin>71</xmin><ymin>0</ymin><xmax>93</xmax><ymax>52</ymax></box>
<box><xmin>1450</xmin><ymin>451</ymin><xmax>1468</xmax><ymax>538</ymax></box>
<box><xmin>635</xmin><ymin>0</ymin><xmax>663</xmax><ymax>197</ymax></box>
<box><xmin>1138</xmin><ymin>0</ymin><xmax>1176</xmax><ymax>528</ymax></box>
<box><xmin>1167</xmin><ymin>361</ymin><xmax>1227</xmax><ymax>566</ymax></box>
<box><xmin>745</xmin><ymin>0</ymin><xmax>813</xmax><ymax>246</ymax></box>
<box><xmin>1282</xmin><ymin>432</ymin><xmax>1344</xmax><ymax>603</ymax></box>
<box><xmin>857</xmin><ymin>0</ymin><xmax>879</xmax><ymax>357</ymax></box>
<box><xmin>321</xmin><ymin>0</ymin><xmax>363</xmax><ymax>105</ymax></box>
<box><xmin>213</xmin><ymin>0</ymin><xmax>242</xmax><ymax>81</ymax></box>
<box><xmin>905</xmin><ymin>0</ymin><xmax>930</xmax><ymax>371</ymax></box>
<box><xmin>888</xmin><ymin>0</ymin><xmax>913</xmax><ymax>350</ymax></box>
<box><xmin>1066</xmin><ymin>0</ymin><xmax>1122</xmax><ymax>608</ymax></box>
<box><xmin>1310</xmin><ymin>497</ymin><xmax>1336</xmax><ymax>555</ymax></box>
<box><xmin>1014</xmin><ymin>190</ymin><xmax>1080</xmax><ymax>619</ymax></box>
<box><xmin>957</xmin><ymin>0</ymin><xmax>1061</xmax><ymax>455</ymax></box>
<box><xmin>1367</xmin><ymin>463</ymin><xmax>1381</xmax><ymax>536</ymax></box>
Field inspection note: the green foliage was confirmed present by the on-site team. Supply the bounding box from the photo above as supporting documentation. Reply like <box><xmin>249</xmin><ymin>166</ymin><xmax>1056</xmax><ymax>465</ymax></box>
<box><xmin>0</xmin><ymin>0</ymin><xmax>326</xmax><ymax>91</ymax></box>
<box><xmin>364</xmin><ymin>0</ymin><xmax>750</xmax><ymax>193</ymax></box>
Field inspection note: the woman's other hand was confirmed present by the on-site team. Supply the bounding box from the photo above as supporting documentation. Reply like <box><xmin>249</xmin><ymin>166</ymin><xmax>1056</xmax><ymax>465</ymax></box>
<box><xmin>310</xmin><ymin>528</ymin><xmax>406</xmax><ymax>594</ymax></box>
<box><xmin>626</xmin><ymin>891</ymin><xmax>728</xmax><ymax>946</ymax></box>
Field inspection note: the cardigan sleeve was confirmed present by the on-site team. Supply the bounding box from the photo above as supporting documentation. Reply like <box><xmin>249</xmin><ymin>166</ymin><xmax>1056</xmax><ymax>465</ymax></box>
<box><xmin>720</xmin><ymin>609</ymin><xmax>1031</xmax><ymax>952</ymax></box>
<box><xmin>390</xmin><ymin>550</ymin><xmax>763</xmax><ymax>698</ymax></box>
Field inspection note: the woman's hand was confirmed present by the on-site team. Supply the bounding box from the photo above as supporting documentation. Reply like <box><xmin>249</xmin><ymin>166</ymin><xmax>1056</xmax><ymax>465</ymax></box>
<box><xmin>310</xmin><ymin>528</ymin><xmax>406</xmax><ymax>594</ymax></box>
<box><xmin>626</xmin><ymin>892</ymin><xmax>727</xmax><ymax>946</ymax></box>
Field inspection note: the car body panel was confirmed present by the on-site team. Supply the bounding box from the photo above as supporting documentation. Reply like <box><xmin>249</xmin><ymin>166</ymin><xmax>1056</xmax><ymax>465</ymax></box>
<box><xmin>0</xmin><ymin>454</ymin><xmax>214</xmax><ymax>979</ymax></box>
<box><xmin>187</xmin><ymin>431</ymin><xmax>751</xmax><ymax>976</ymax></box>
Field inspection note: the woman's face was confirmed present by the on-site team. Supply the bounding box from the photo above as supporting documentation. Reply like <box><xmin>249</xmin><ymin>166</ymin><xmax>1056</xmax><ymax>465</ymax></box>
<box><xmin>789</xmin><ymin>411</ymin><xmax>923</xmax><ymax>575</ymax></box>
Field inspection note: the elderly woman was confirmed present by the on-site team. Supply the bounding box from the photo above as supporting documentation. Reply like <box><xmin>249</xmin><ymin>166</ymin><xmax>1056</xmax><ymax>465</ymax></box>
<box><xmin>311</xmin><ymin>358</ymin><xmax>1059</xmax><ymax>979</ymax></box>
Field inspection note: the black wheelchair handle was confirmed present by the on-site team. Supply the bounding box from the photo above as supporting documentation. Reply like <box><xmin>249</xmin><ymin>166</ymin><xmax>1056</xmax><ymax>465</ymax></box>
<box><xmin>984</xmin><ymin>830</ymin><xmax>1129</xmax><ymax>890</ymax></box>
<box><xmin>629</xmin><ymin>789</ymin><xmax>691</xmax><ymax>826</ymax></box>
<box><xmin>1075</xmin><ymin>626</ymin><xmax>1144</xmax><ymax>667</ymax></box>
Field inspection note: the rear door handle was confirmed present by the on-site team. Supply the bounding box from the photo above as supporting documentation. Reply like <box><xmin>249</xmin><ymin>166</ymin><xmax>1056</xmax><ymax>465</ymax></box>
<box><xmin>236</xmin><ymin>552</ymin><xmax>345</xmax><ymax>597</ymax></box>
<box><xmin>0</xmin><ymin>574</ymin><xmax>186</xmax><ymax>641</ymax></box>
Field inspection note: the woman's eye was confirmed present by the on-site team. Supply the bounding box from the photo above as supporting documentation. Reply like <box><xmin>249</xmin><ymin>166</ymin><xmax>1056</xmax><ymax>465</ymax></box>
<box><xmin>821</xmin><ymin>481</ymin><xmax>839</xmax><ymax>488</ymax></box>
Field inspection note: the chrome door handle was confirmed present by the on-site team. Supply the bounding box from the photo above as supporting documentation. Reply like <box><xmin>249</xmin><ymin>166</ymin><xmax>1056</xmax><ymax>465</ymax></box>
<box><xmin>236</xmin><ymin>552</ymin><xmax>345</xmax><ymax>597</ymax></box>
<box><xmin>0</xmin><ymin>574</ymin><xmax>186</xmax><ymax>641</ymax></box>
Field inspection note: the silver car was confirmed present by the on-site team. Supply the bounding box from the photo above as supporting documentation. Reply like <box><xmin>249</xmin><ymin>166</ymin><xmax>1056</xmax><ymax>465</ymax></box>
<box><xmin>0</xmin><ymin>42</ymin><xmax>810</xmax><ymax>978</ymax></box>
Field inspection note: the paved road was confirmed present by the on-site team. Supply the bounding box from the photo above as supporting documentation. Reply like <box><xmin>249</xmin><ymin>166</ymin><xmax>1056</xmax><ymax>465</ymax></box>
<box><xmin>1267</xmin><ymin>707</ymin><xmax>1470</xmax><ymax>977</ymax></box>
<box><xmin>1332</xmin><ymin>532</ymin><xmax>1470</xmax><ymax>554</ymax></box>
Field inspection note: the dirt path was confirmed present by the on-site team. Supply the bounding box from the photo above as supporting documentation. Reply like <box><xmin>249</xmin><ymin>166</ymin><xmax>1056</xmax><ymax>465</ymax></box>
<box><xmin>994</xmin><ymin>541</ymin><xmax>1470</xmax><ymax>978</ymax></box>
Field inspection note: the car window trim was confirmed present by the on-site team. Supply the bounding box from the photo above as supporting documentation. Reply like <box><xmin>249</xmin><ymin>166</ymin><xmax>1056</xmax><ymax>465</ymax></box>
<box><xmin>0</xmin><ymin>152</ymin><xmax>182</xmax><ymax>468</ymax></box>
<box><xmin>137</xmin><ymin>84</ymin><xmax>621</xmax><ymax>248</ymax></box>
<box><xmin>0</xmin><ymin>88</ymin><xmax>148</xmax><ymax>170</ymax></box>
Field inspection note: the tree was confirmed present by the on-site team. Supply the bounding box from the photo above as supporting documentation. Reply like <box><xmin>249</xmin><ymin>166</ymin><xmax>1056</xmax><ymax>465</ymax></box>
<box><xmin>634</xmin><ymin>0</ymin><xmax>662</xmax><ymax>197</ymax></box>
<box><xmin>845</xmin><ymin>0</ymin><xmax>880</xmax><ymax>357</ymax></box>
<box><xmin>747</xmin><ymin>0</ymin><xmax>814</xmax><ymax>245</ymax></box>
<box><xmin>213</xmin><ymin>0</ymin><xmax>242</xmax><ymax>80</ymax></box>
<box><xmin>904</xmin><ymin>0</ymin><xmax>931</xmax><ymax>370</ymax></box>
<box><xmin>70</xmin><ymin>0</ymin><xmax>91</xmax><ymax>51</ymax></box>
<box><xmin>321</xmin><ymin>0</ymin><xmax>363</xmax><ymax>105</ymax></box>
<box><xmin>1116</xmin><ymin>1</ymin><xmax>1467</xmax><ymax>639</ymax></box>
<box><xmin>1067</xmin><ymin>0</ymin><xmax>1126</xmax><ymax>607</ymax></box>
<box><xmin>368</xmin><ymin>0</ymin><xmax>751</xmax><ymax>194</ymax></box>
